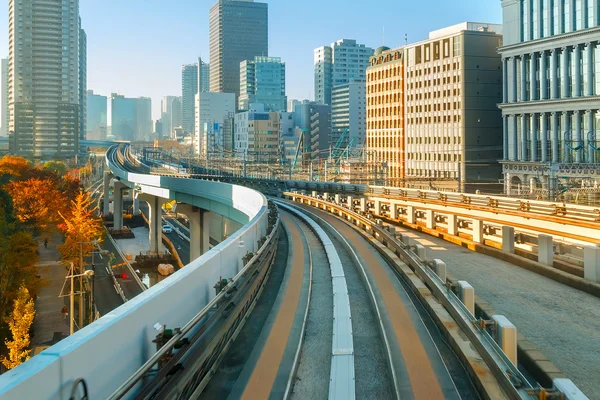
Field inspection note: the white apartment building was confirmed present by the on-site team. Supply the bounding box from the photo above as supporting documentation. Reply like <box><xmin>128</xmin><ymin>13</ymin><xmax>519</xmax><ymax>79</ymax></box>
<box><xmin>1</xmin><ymin>59</ymin><xmax>8</xmax><ymax>137</ymax></box>
<box><xmin>331</xmin><ymin>79</ymin><xmax>367</xmax><ymax>148</ymax></box>
<box><xmin>195</xmin><ymin>92</ymin><xmax>235</xmax><ymax>157</ymax></box>
<box><xmin>234</xmin><ymin>103</ymin><xmax>280</xmax><ymax>163</ymax></box>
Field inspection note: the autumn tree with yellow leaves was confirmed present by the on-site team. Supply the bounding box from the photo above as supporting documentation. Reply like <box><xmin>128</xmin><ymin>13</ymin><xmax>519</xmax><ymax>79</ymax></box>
<box><xmin>58</xmin><ymin>191</ymin><xmax>104</xmax><ymax>272</ymax></box>
<box><xmin>1</xmin><ymin>285</ymin><xmax>35</xmax><ymax>370</ymax></box>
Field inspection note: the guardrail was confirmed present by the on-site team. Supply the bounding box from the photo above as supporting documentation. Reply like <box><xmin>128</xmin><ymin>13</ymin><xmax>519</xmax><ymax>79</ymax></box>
<box><xmin>286</xmin><ymin>193</ymin><xmax>554</xmax><ymax>399</ymax></box>
<box><xmin>276</xmin><ymin>202</ymin><xmax>355</xmax><ymax>400</ymax></box>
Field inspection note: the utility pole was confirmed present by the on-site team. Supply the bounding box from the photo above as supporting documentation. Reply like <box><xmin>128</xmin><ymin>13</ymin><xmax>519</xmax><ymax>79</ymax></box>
<box><xmin>79</xmin><ymin>242</ymin><xmax>84</xmax><ymax>328</ymax></box>
<box><xmin>69</xmin><ymin>263</ymin><xmax>75</xmax><ymax>335</ymax></box>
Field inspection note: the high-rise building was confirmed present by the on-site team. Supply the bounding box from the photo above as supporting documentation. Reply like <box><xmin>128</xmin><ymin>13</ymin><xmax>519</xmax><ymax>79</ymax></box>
<box><xmin>86</xmin><ymin>90</ymin><xmax>107</xmax><ymax>141</ymax></box>
<box><xmin>79</xmin><ymin>22</ymin><xmax>87</xmax><ymax>142</ymax></box>
<box><xmin>195</xmin><ymin>92</ymin><xmax>235</xmax><ymax>156</ymax></box>
<box><xmin>366</xmin><ymin>47</ymin><xmax>404</xmax><ymax>186</ymax></box>
<box><xmin>182</xmin><ymin>63</ymin><xmax>198</xmax><ymax>134</ymax></box>
<box><xmin>161</xmin><ymin>96</ymin><xmax>182</xmax><ymax>138</ymax></box>
<box><xmin>9</xmin><ymin>0</ymin><xmax>83</xmax><ymax>157</ymax></box>
<box><xmin>199</xmin><ymin>58</ymin><xmax>210</xmax><ymax>93</ymax></box>
<box><xmin>135</xmin><ymin>97</ymin><xmax>152</xmax><ymax>142</ymax></box>
<box><xmin>209</xmin><ymin>0</ymin><xmax>268</xmax><ymax>98</ymax></box>
<box><xmin>499</xmin><ymin>0</ymin><xmax>600</xmax><ymax>198</ymax></box>
<box><xmin>1</xmin><ymin>59</ymin><xmax>8</xmax><ymax>137</ymax></box>
<box><xmin>234</xmin><ymin>103</ymin><xmax>281</xmax><ymax>163</ymax></box>
<box><xmin>239</xmin><ymin>56</ymin><xmax>286</xmax><ymax>112</ymax></box>
<box><xmin>314</xmin><ymin>39</ymin><xmax>374</xmax><ymax>106</ymax></box>
<box><xmin>287</xmin><ymin>99</ymin><xmax>301</xmax><ymax>113</ymax></box>
<box><xmin>332</xmin><ymin>79</ymin><xmax>366</xmax><ymax>148</ymax></box>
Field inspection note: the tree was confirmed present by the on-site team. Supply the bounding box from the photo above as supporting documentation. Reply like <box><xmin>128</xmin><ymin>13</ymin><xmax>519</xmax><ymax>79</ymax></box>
<box><xmin>58</xmin><ymin>191</ymin><xmax>104</xmax><ymax>272</ymax></box>
<box><xmin>1</xmin><ymin>284</ymin><xmax>35</xmax><ymax>369</ymax></box>
<box><xmin>0</xmin><ymin>156</ymin><xmax>30</xmax><ymax>178</ymax></box>
<box><xmin>5</xmin><ymin>177</ymin><xmax>66</xmax><ymax>233</ymax></box>
<box><xmin>43</xmin><ymin>161</ymin><xmax>67</xmax><ymax>177</ymax></box>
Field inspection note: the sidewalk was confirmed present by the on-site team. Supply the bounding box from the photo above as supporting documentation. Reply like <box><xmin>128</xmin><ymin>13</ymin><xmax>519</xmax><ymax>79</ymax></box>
<box><xmin>31</xmin><ymin>233</ymin><xmax>69</xmax><ymax>350</ymax></box>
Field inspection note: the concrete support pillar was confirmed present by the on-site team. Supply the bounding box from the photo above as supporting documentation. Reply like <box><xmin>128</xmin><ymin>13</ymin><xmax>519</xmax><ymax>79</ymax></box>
<box><xmin>587</xmin><ymin>110</ymin><xmax>595</xmax><ymax>163</ymax></box>
<box><xmin>510</xmin><ymin>57</ymin><xmax>518</xmax><ymax>102</ymax></box>
<box><xmin>103</xmin><ymin>172</ymin><xmax>112</xmax><ymax>216</ymax></box>
<box><xmin>447</xmin><ymin>214</ymin><xmax>457</xmax><ymax>236</ymax></box>
<box><xmin>561</xmin><ymin>47</ymin><xmax>570</xmax><ymax>98</ymax></box>
<box><xmin>425</xmin><ymin>210</ymin><xmax>435</xmax><ymax>229</ymax></box>
<box><xmin>347</xmin><ymin>195</ymin><xmax>353</xmax><ymax>209</ymax></box>
<box><xmin>573</xmin><ymin>44</ymin><xmax>581</xmax><ymax>97</ymax></box>
<box><xmin>458</xmin><ymin>281</ymin><xmax>475</xmax><ymax>316</ymax></box>
<box><xmin>389</xmin><ymin>202</ymin><xmax>397</xmax><ymax>219</ymax></box>
<box><xmin>520</xmin><ymin>56</ymin><xmax>527</xmax><ymax>101</ymax></box>
<box><xmin>538</xmin><ymin>234</ymin><xmax>554</xmax><ymax>266</ymax></box>
<box><xmin>113</xmin><ymin>181</ymin><xmax>126</xmax><ymax>230</ymax></box>
<box><xmin>502</xmin><ymin>58</ymin><xmax>508</xmax><ymax>103</ymax></box>
<box><xmin>138</xmin><ymin>193</ymin><xmax>166</xmax><ymax>255</ymax></box>
<box><xmin>433</xmin><ymin>259</ymin><xmax>446</xmax><ymax>282</ymax></box>
<box><xmin>530</xmin><ymin>177</ymin><xmax>537</xmax><ymax>194</ymax></box>
<box><xmin>563</xmin><ymin>111</ymin><xmax>571</xmax><ymax>163</ymax></box>
<box><xmin>360</xmin><ymin>198</ymin><xmax>367</xmax><ymax>213</ymax></box>
<box><xmin>540</xmin><ymin>50</ymin><xmax>547</xmax><ymax>100</ymax></box>
<box><xmin>575</xmin><ymin>110</ymin><xmax>583</xmax><ymax>163</ymax></box>
<box><xmin>584</xmin><ymin>246</ymin><xmax>600</xmax><ymax>282</ymax></box>
<box><xmin>551</xmin><ymin>112</ymin><xmax>560</xmax><ymax>163</ymax></box>
<box><xmin>406</xmin><ymin>206</ymin><xmax>415</xmax><ymax>224</ymax></box>
<box><xmin>503</xmin><ymin>115</ymin><xmax>509</xmax><ymax>160</ymax></box>
<box><xmin>585</xmin><ymin>43</ymin><xmax>594</xmax><ymax>96</ymax></box>
<box><xmin>531</xmin><ymin>113</ymin><xmax>538</xmax><ymax>162</ymax></box>
<box><xmin>323</xmin><ymin>192</ymin><xmax>329</xmax><ymax>201</ymax></box>
<box><xmin>521</xmin><ymin>114</ymin><xmax>528</xmax><ymax>161</ymax></box>
<box><xmin>132</xmin><ymin>189</ymin><xmax>140</xmax><ymax>215</ymax></box>
<box><xmin>511</xmin><ymin>115</ymin><xmax>518</xmax><ymax>160</ymax></box>
<box><xmin>530</xmin><ymin>52</ymin><xmax>537</xmax><ymax>101</ymax></box>
<box><xmin>175</xmin><ymin>204</ymin><xmax>211</xmax><ymax>261</ymax></box>
<box><xmin>502</xmin><ymin>226</ymin><xmax>515</xmax><ymax>253</ymax></box>
<box><xmin>334</xmin><ymin>194</ymin><xmax>340</xmax><ymax>204</ymax></box>
<box><xmin>472</xmin><ymin>219</ymin><xmax>484</xmax><ymax>243</ymax></box>
<box><xmin>550</xmin><ymin>49</ymin><xmax>558</xmax><ymax>99</ymax></box>
<box><xmin>312</xmin><ymin>191</ymin><xmax>317</xmax><ymax>198</ymax></box>
<box><xmin>541</xmin><ymin>113</ymin><xmax>548</xmax><ymax>162</ymax></box>
<box><xmin>492</xmin><ymin>315</ymin><xmax>518</xmax><ymax>366</ymax></box>
<box><xmin>506</xmin><ymin>173</ymin><xmax>512</xmax><ymax>196</ymax></box>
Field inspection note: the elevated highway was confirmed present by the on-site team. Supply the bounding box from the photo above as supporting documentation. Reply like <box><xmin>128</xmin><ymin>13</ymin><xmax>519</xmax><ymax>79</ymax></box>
<box><xmin>0</xmin><ymin>144</ymin><xmax>590</xmax><ymax>400</ymax></box>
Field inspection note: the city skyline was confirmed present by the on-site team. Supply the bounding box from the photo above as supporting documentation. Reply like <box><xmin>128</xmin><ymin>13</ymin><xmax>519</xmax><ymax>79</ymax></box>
<box><xmin>0</xmin><ymin>0</ymin><xmax>500</xmax><ymax>121</ymax></box>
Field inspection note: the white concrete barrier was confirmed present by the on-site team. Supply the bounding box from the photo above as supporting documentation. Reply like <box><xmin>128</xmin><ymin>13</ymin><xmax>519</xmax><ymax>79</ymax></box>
<box><xmin>472</xmin><ymin>219</ymin><xmax>484</xmax><ymax>243</ymax></box>
<box><xmin>433</xmin><ymin>259</ymin><xmax>446</xmax><ymax>282</ymax></box>
<box><xmin>425</xmin><ymin>210</ymin><xmax>435</xmax><ymax>229</ymax></box>
<box><xmin>415</xmin><ymin>244</ymin><xmax>426</xmax><ymax>260</ymax></box>
<box><xmin>458</xmin><ymin>281</ymin><xmax>475</xmax><ymax>316</ymax></box>
<box><xmin>584</xmin><ymin>246</ymin><xmax>600</xmax><ymax>282</ymax></box>
<box><xmin>502</xmin><ymin>226</ymin><xmax>515</xmax><ymax>253</ymax></box>
<box><xmin>406</xmin><ymin>206</ymin><xmax>415</xmax><ymax>224</ymax></box>
<box><xmin>447</xmin><ymin>214</ymin><xmax>457</xmax><ymax>235</ymax></box>
<box><xmin>553</xmin><ymin>378</ymin><xmax>590</xmax><ymax>400</ymax></box>
<box><xmin>492</xmin><ymin>315</ymin><xmax>517</xmax><ymax>366</ymax></box>
<box><xmin>538</xmin><ymin>234</ymin><xmax>554</xmax><ymax>266</ymax></box>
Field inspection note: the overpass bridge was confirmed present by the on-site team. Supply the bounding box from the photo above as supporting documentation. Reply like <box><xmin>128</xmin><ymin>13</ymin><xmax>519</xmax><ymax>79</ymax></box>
<box><xmin>0</xmin><ymin>144</ymin><xmax>591</xmax><ymax>399</ymax></box>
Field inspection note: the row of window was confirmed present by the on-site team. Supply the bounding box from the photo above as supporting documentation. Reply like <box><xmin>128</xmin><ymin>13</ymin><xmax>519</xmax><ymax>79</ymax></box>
<box><xmin>408</xmin><ymin>153</ymin><xmax>463</xmax><ymax>162</ymax></box>
<box><xmin>521</xmin><ymin>0</ymin><xmax>598</xmax><ymax>42</ymax></box>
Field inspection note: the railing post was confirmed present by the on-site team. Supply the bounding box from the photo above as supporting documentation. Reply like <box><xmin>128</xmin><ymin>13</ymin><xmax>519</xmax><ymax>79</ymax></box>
<box><xmin>334</xmin><ymin>194</ymin><xmax>340</xmax><ymax>204</ymax></box>
<box><xmin>502</xmin><ymin>226</ymin><xmax>515</xmax><ymax>253</ymax></box>
<box><xmin>389</xmin><ymin>202</ymin><xmax>397</xmax><ymax>220</ymax></box>
<box><xmin>360</xmin><ymin>198</ymin><xmax>367</xmax><ymax>213</ymax></box>
<box><xmin>347</xmin><ymin>195</ymin><xmax>353</xmax><ymax>209</ymax></box>
<box><xmin>492</xmin><ymin>315</ymin><xmax>518</xmax><ymax>366</ymax></box>
<box><xmin>472</xmin><ymin>219</ymin><xmax>484</xmax><ymax>243</ymax></box>
<box><xmin>374</xmin><ymin>199</ymin><xmax>381</xmax><ymax>216</ymax></box>
<box><xmin>538</xmin><ymin>234</ymin><xmax>554</xmax><ymax>266</ymax></box>
<box><xmin>406</xmin><ymin>206</ymin><xmax>415</xmax><ymax>224</ymax></box>
<box><xmin>458</xmin><ymin>281</ymin><xmax>475</xmax><ymax>315</ymax></box>
<box><xmin>584</xmin><ymin>245</ymin><xmax>600</xmax><ymax>282</ymax></box>
<box><xmin>447</xmin><ymin>214</ymin><xmax>457</xmax><ymax>235</ymax></box>
<box><xmin>425</xmin><ymin>210</ymin><xmax>435</xmax><ymax>229</ymax></box>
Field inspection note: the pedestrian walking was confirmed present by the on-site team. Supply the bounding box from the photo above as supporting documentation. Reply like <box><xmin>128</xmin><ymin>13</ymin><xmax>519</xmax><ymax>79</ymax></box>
<box><xmin>43</xmin><ymin>238</ymin><xmax>48</xmax><ymax>248</ymax></box>
<box><xmin>61</xmin><ymin>305</ymin><xmax>68</xmax><ymax>320</ymax></box>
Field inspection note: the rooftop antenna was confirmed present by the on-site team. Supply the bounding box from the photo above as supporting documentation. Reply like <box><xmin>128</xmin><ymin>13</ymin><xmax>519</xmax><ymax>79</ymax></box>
<box><xmin>404</xmin><ymin>33</ymin><xmax>408</xmax><ymax>46</ymax></box>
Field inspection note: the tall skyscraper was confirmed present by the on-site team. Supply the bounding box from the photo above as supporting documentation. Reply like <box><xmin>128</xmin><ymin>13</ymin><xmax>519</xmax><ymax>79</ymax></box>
<box><xmin>79</xmin><ymin>23</ymin><xmax>87</xmax><ymax>142</ymax></box>
<box><xmin>199</xmin><ymin>57</ymin><xmax>210</xmax><ymax>93</ymax></box>
<box><xmin>9</xmin><ymin>0</ymin><xmax>83</xmax><ymax>157</ymax></box>
<box><xmin>86</xmin><ymin>90</ymin><xmax>107</xmax><ymax>141</ymax></box>
<box><xmin>161</xmin><ymin>96</ymin><xmax>182</xmax><ymax>138</ymax></box>
<box><xmin>135</xmin><ymin>97</ymin><xmax>152</xmax><ymax>142</ymax></box>
<box><xmin>314</xmin><ymin>39</ymin><xmax>374</xmax><ymax>106</ymax></box>
<box><xmin>209</xmin><ymin>0</ymin><xmax>268</xmax><ymax>98</ymax></box>
<box><xmin>195</xmin><ymin>92</ymin><xmax>235</xmax><ymax>156</ymax></box>
<box><xmin>1</xmin><ymin>59</ymin><xmax>8</xmax><ymax>137</ymax></box>
<box><xmin>239</xmin><ymin>56</ymin><xmax>286</xmax><ymax>112</ymax></box>
<box><xmin>331</xmin><ymin>79</ymin><xmax>366</xmax><ymax>148</ymax></box>
<box><xmin>182</xmin><ymin>63</ymin><xmax>199</xmax><ymax>134</ymax></box>
<box><xmin>108</xmin><ymin>93</ymin><xmax>152</xmax><ymax>142</ymax></box>
<box><xmin>499</xmin><ymin>0</ymin><xmax>600</xmax><ymax>198</ymax></box>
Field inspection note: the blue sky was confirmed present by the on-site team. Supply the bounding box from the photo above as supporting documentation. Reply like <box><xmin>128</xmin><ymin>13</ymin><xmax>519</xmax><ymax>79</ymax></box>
<box><xmin>0</xmin><ymin>0</ymin><xmax>502</xmax><ymax>120</ymax></box>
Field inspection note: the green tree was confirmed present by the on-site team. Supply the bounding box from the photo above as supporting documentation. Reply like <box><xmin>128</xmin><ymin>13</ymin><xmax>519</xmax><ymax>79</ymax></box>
<box><xmin>43</xmin><ymin>161</ymin><xmax>67</xmax><ymax>177</ymax></box>
<box><xmin>1</xmin><ymin>284</ymin><xmax>35</xmax><ymax>369</ymax></box>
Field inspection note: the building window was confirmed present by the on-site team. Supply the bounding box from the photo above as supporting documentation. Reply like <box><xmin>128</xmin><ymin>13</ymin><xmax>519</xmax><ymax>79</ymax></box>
<box><xmin>453</xmin><ymin>36</ymin><xmax>461</xmax><ymax>57</ymax></box>
<box><xmin>532</xmin><ymin>0</ymin><xmax>539</xmax><ymax>39</ymax></box>
<box><xmin>522</xmin><ymin>0</ymin><xmax>529</xmax><ymax>41</ymax></box>
<box><xmin>564</xmin><ymin>0</ymin><xmax>572</xmax><ymax>33</ymax></box>
<box><xmin>595</xmin><ymin>45</ymin><xmax>600</xmax><ymax>95</ymax></box>
<box><xmin>553</xmin><ymin>0</ymin><xmax>560</xmax><ymax>34</ymax></box>
<box><xmin>542</xmin><ymin>0</ymin><xmax>550</xmax><ymax>37</ymax></box>
<box><xmin>575</xmin><ymin>0</ymin><xmax>583</xmax><ymax>30</ymax></box>
<box><xmin>588</xmin><ymin>0</ymin><xmax>595</xmax><ymax>28</ymax></box>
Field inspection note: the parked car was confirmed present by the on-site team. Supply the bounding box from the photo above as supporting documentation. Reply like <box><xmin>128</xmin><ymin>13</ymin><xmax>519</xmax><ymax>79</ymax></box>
<box><xmin>162</xmin><ymin>224</ymin><xmax>173</xmax><ymax>234</ymax></box>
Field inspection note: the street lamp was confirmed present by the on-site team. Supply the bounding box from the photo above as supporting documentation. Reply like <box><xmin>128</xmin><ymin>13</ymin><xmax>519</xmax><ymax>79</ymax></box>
<box><xmin>65</xmin><ymin>263</ymin><xmax>94</xmax><ymax>335</ymax></box>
